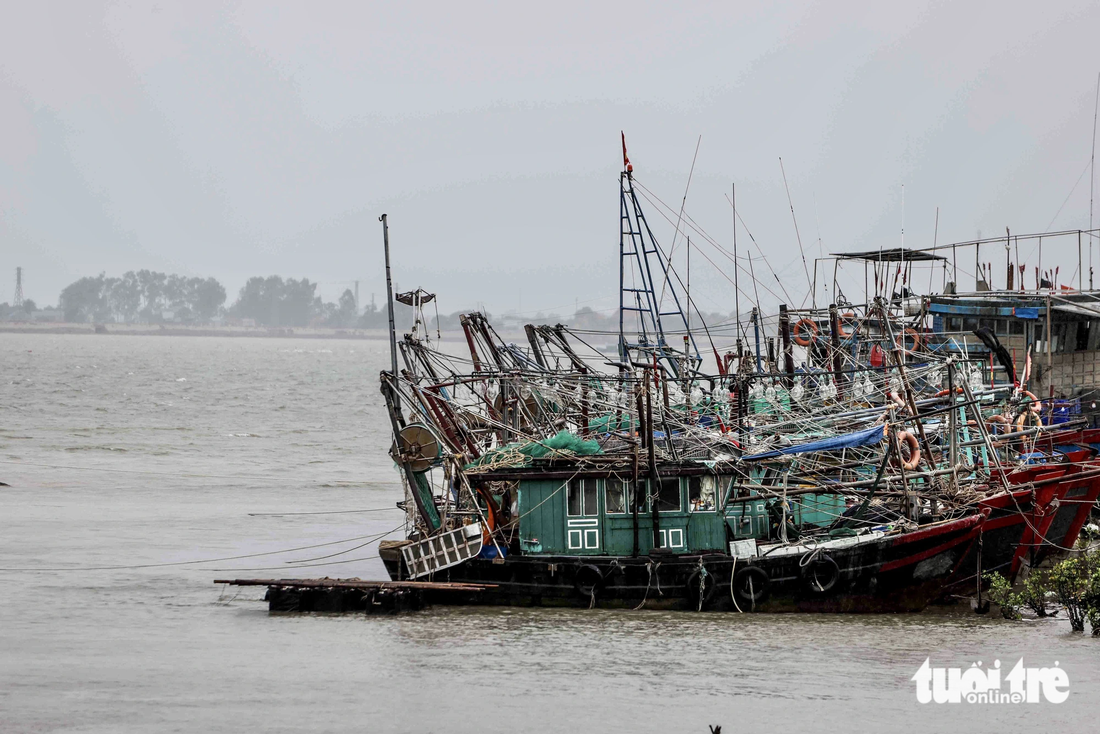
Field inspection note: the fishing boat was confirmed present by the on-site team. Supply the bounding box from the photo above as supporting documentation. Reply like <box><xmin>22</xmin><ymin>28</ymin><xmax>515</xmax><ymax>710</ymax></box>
<box><xmin>372</xmin><ymin>146</ymin><xmax>1044</xmax><ymax>613</ymax></box>
<box><xmin>217</xmin><ymin>144</ymin><xmax>1100</xmax><ymax>616</ymax></box>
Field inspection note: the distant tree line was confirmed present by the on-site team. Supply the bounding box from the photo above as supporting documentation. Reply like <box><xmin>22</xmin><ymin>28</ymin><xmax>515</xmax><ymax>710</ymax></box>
<box><xmin>56</xmin><ymin>272</ymin><xmax>380</xmax><ymax>329</ymax></box>
<box><xmin>0</xmin><ymin>299</ymin><xmax>40</xmax><ymax>318</ymax></box>
<box><xmin>53</xmin><ymin>273</ymin><xmax>731</xmax><ymax>332</ymax></box>
<box><xmin>59</xmin><ymin>271</ymin><xmax>227</xmax><ymax>324</ymax></box>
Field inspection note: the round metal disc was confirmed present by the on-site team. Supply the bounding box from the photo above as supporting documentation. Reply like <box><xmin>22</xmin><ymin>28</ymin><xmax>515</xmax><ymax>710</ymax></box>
<box><xmin>390</xmin><ymin>424</ymin><xmax>440</xmax><ymax>472</ymax></box>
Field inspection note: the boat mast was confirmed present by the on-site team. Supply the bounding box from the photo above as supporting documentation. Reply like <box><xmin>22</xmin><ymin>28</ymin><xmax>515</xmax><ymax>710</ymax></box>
<box><xmin>618</xmin><ymin>133</ymin><xmax>701</xmax><ymax>378</ymax></box>
<box><xmin>381</xmin><ymin>214</ymin><xmax>399</xmax><ymax>391</ymax></box>
<box><xmin>1091</xmin><ymin>72</ymin><xmax>1098</xmax><ymax>289</ymax></box>
<box><xmin>733</xmin><ymin>183</ymin><xmax>740</xmax><ymax>346</ymax></box>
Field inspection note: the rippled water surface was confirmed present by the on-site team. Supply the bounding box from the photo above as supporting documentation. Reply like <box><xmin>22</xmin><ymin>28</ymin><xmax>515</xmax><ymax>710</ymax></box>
<box><xmin>2</xmin><ymin>333</ymin><xmax>1098</xmax><ymax>733</ymax></box>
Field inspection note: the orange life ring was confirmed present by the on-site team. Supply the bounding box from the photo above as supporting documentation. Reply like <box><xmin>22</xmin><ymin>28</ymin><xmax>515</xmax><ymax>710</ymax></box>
<box><xmin>1021</xmin><ymin>390</ymin><xmax>1042</xmax><ymax>414</ymax></box>
<box><xmin>976</xmin><ymin>414</ymin><xmax>1010</xmax><ymax>447</ymax></box>
<box><xmin>837</xmin><ymin>312</ymin><xmax>858</xmax><ymax>339</ymax></box>
<box><xmin>895</xmin><ymin>328</ymin><xmax>921</xmax><ymax>352</ymax></box>
<box><xmin>891</xmin><ymin>429</ymin><xmax>921</xmax><ymax>470</ymax></box>
<box><xmin>792</xmin><ymin>319</ymin><xmax>819</xmax><ymax>347</ymax></box>
<box><xmin>1015</xmin><ymin>410</ymin><xmax>1042</xmax><ymax>432</ymax></box>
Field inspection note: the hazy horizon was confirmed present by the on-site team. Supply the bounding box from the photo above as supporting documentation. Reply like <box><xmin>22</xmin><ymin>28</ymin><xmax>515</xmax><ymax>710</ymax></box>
<box><xmin>4</xmin><ymin>2</ymin><xmax>1100</xmax><ymax>318</ymax></box>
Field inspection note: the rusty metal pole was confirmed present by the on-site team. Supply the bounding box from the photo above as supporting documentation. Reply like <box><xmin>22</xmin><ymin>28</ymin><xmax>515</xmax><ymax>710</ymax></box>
<box><xmin>645</xmin><ymin>367</ymin><xmax>661</xmax><ymax>549</ymax></box>
<box><xmin>1047</xmin><ymin>292</ymin><xmax>1054</xmax><ymax>413</ymax></box>
<box><xmin>876</xmin><ymin>298</ymin><xmax>936</xmax><ymax>471</ymax></box>
<box><xmin>381</xmin><ymin>214</ymin><xmax>399</xmax><ymax>407</ymax></box>
<box><xmin>525</xmin><ymin>323</ymin><xmax>547</xmax><ymax>369</ymax></box>
<box><xmin>829</xmin><ymin>304</ymin><xmax>844</xmax><ymax>399</ymax></box>
<box><xmin>632</xmin><ymin>439</ymin><xmax>640</xmax><ymax>558</ymax></box>
<box><xmin>779</xmin><ymin>304</ymin><xmax>794</xmax><ymax>388</ymax></box>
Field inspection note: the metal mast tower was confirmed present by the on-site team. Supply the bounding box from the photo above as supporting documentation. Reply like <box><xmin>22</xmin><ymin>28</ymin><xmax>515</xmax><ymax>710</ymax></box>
<box><xmin>618</xmin><ymin>135</ymin><xmax>700</xmax><ymax>378</ymax></box>
<box><xmin>14</xmin><ymin>267</ymin><xmax>24</xmax><ymax>308</ymax></box>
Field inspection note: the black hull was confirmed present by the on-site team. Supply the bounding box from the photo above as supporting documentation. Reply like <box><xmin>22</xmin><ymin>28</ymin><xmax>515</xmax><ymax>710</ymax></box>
<box><xmin>942</xmin><ymin>488</ymin><xmax>1039</xmax><ymax>594</ymax></box>
<box><xmin>383</xmin><ymin>516</ymin><xmax>981</xmax><ymax>613</ymax></box>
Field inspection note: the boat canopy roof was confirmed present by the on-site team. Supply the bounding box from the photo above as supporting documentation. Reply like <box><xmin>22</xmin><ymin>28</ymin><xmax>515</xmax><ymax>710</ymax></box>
<box><xmin>831</xmin><ymin>247</ymin><xmax>946</xmax><ymax>262</ymax></box>
<box><xmin>396</xmin><ymin>289</ymin><xmax>435</xmax><ymax>305</ymax></box>
<box><xmin>927</xmin><ymin>294</ymin><xmax>1100</xmax><ymax>320</ymax></box>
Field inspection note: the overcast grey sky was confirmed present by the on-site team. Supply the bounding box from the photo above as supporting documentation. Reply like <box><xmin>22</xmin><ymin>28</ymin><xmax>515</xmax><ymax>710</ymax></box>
<box><xmin>2</xmin><ymin>1</ymin><xmax>1099</xmax><ymax>317</ymax></box>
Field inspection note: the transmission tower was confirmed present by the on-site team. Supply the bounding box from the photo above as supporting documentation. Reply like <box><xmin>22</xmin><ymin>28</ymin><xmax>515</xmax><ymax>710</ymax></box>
<box><xmin>14</xmin><ymin>267</ymin><xmax>24</xmax><ymax>308</ymax></box>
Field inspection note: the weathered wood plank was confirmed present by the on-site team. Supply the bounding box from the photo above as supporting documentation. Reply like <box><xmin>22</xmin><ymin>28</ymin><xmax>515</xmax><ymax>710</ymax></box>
<box><xmin>214</xmin><ymin>577</ymin><xmax>496</xmax><ymax>591</ymax></box>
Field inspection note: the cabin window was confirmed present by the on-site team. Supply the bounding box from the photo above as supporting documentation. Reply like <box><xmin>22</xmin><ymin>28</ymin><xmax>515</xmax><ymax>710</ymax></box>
<box><xmin>567</xmin><ymin>479</ymin><xmax>598</xmax><ymax>517</ymax></box>
<box><xmin>718</xmin><ymin>476</ymin><xmax>748</xmax><ymax>502</ymax></box>
<box><xmin>946</xmin><ymin>316</ymin><xmax>961</xmax><ymax>331</ymax></box>
<box><xmin>657</xmin><ymin>477</ymin><xmax>682</xmax><ymax>512</ymax></box>
<box><xmin>689</xmin><ymin>476</ymin><xmax>717</xmax><ymax>512</ymax></box>
<box><xmin>605</xmin><ymin>478</ymin><xmax>633</xmax><ymax>514</ymax></box>
<box><xmin>1076</xmin><ymin>321</ymin><xmax>1090</xmax><ymax>351</ymax></box>
<box><xmin>1052</xmin><ymin>324</ymin><xmax>1066</xmax><ymax>353</ymax></box>
<box><xmin>963</xmin><ymin>317</ymin><xmax>978</xmax><ymax>332</ymax></box>
<box><xmin>1009</xmin><ymin>320</ymin><xmax>1024</xmax><ymax>335</ymax></box>
<box><xmin>994</xmin><ymin>319</ymin><xmax>1007</xmax><ymax>335</ymax></box>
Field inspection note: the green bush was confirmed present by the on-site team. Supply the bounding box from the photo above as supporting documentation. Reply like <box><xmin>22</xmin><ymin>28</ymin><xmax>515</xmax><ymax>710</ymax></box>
<box><xmin>1047</xmin><ymin>550</ymin><xmax>1100</xmax><ymax>634</ymax></box>
<box><xmin>984</xmin><ymin>572</ymin><xmax>1021</xmax><ymax>620</ymax></box>
<box><xmin>985</xmin><ymin>546</ymin><xmax>1100</xmax><ymax>635</ymax></box>
<box><xmin>1018</xmin><ymin>570</ymin><xmax>1050</xmax><ymax>618</ymax></box>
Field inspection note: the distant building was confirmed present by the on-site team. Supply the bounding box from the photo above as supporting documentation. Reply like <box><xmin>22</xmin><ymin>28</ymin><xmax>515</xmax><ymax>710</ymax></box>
<box><xmin>3</xmin><ymin>308</ymin><xmax>30</xmax><ymax>323</ymax></box>
<box><xmin>33</xmin><ymin>309</ymin><xmax>64</xmax><ymax>323</ymax></box>
<box><xmin>497</xmin><ymin>312</ymin><xmax>526</xmax><ymax>331</ymax></box>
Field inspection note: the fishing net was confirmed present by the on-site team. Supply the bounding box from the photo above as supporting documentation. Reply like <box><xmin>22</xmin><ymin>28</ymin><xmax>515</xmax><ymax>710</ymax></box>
<box><xmin>466</xmin><ymin>430</ymin><xmax>602</xmax><ymax>470</ymax></box>
<box><xmin>587</xmin><ymin>413</ymin><xmax>637</xmax><ymax>433</ymax></box>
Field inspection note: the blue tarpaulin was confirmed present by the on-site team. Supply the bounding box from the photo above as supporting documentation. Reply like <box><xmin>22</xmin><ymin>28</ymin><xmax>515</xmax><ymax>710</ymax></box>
<box><xmin>743</xmin><ymin>424</ymin><xmax>886</xmax><ymax>461</ymax></box>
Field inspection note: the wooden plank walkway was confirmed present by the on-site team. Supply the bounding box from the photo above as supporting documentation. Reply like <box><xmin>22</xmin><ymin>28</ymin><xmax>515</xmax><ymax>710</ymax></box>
<box><xmin>214</xmin><ymin>577</ymin><xmax>495</xmax><ymax>592</ymax></box>
<box><xmin>214</xmin><ymin>577</ymin><xmax>496</xmax><ymax>612</ymax></box>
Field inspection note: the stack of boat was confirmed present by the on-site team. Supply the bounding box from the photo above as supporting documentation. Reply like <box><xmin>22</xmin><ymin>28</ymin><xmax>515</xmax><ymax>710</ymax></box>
<box><xmin>376</xmin><ymin>296</ymin><xmax>1100</xmax><ymax>612</ymax></box>
<box><xmin>374</xmin><ymin>154</ymin><xmax>1100</xmax><ymax>613</ymax></box>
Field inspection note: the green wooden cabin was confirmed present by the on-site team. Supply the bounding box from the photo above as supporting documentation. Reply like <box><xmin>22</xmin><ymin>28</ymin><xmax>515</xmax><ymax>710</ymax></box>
<box><xmin>515</xmin><ymin>473</ymin><xmax>846</xmax><ymax>556</ymax></box>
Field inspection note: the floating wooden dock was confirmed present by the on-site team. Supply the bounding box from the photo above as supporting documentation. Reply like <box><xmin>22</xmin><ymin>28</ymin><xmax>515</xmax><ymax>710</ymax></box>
<box><xmin>215</xmin><ymin>577</ymin><xmax>495</xmax><ymax>613</ymax></box>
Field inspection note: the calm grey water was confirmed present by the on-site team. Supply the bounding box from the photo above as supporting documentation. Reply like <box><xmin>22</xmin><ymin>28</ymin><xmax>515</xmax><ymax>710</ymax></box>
<box><xmin>1</xmin><ymin>332</ymin><xmax>1098</xmax><ymax>733</ymax></box>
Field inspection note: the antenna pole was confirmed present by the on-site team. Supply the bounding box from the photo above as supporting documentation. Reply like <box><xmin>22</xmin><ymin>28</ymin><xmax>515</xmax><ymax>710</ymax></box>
<box><xmin>976</xmin><ymin>240</ymin><xmax>981</xmax><ymax>291</ymax></box>
<box><xmin>779</xmin><ymin>157</ymin><xmax>813</xmax><ymax>300</ymax></box>
<box><xmin>380</xmin><ymin>214</ymin><xmax>399</xmax><ymax>387</ymax></box>
<box><xmin>901</xmin><ymin>184</ymin><xmax>905</xmax><ymax>251</ymax></box>
<box><xmin>733</xmin><ymin>183</ymin><xmax>740</xmax><ymax>342</ymax></box>
<box><xmin>1091</xmin><ymin>72</ymin><xmax>1099</xmax><ymax>289</ymax></box>
<box><xmin>933</xmin><ymin>207</ymin><xmax>940</xmax><ymax>291</ymax></box>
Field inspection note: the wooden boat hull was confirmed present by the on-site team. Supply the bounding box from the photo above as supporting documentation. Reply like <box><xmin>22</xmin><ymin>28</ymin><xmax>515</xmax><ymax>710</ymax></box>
<box><xmin>381</xmin><ymin>514</ymin><xmax>983</xmax><ymax>613</ymax></box>
<box><xmin>942</xmin><ymin>461</ymin><xmax>1100</xmax><ymax>596</ymax></box>
<box><xmin>1031</xmin><ymin>468</ymin><xmax>1100</xmax><ymax>567</ymax></box>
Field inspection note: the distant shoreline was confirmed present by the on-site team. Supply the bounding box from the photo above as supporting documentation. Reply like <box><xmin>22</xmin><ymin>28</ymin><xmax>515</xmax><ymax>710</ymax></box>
<box><xmin>0</xmin><ymin>322</ymin><xmax>394</xmax><ymax>340</ymax></box>
<box><xmin>0</xmin><ymin>322</ymin><xmax>523</xmax><ymax>343</ymax></box>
